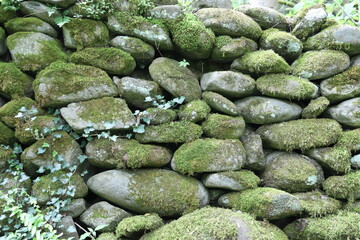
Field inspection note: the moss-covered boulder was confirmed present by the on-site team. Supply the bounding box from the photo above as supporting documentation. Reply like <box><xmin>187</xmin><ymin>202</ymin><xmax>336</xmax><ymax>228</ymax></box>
<box><xmin>202</xmin><ymin>170</ymin><xmax>260</xmax><ymax>191</ymax></box>
<box><xmin>171</xmin><ymin>138</ymin><xmax>246</xmax><ymax>175</ymax></box>
<box><xmin>0</xmin><ymin>27</ymin><xmax>6</xmax><ymax>56</ymax></box>
<box><xmin>4</xmin><ymin>17</ymin><xmax>58</xmax><ymax>38</ymax></box>
<box><xmin>323</xmin><ymin>171</ymin><xmax>360</xmax><ymax>200</ymax></box>
<box><xmin>80</xmin><ymin>201</ymin><xmax>132</xmax><ymax>233</ymax></box>
<box><xmin>149</xmin><ymin>57</ymin><xmax>201</xmax><ymax>102</ymax></box>
<box><xmin>196</xmin><ymin>8</ymin><xmax>262</xmax><ymax>40</ymax></box>
<box><xmin>327</xmin><ymin>97</ymin><xmax>360</xmax><ymax>128</ymax></box>
<box><xmin>191</xmin><ymin>0</ymin><xmax>233</xmax><ymax>9</ymax></box>
<box><xmin>200</xmin><ymin>71</ymin><xmax>255</xmax><ymax>98</ymax></box>
<box><xmin>113</xmin><ymin>76</ymin><xmax>162</xmax><ymax>110</ymax></box>
<box><xmin>291</xmin><ymin>50</ymin><xmax>350</xmax><ymax>80</ymax></box>
<box><xmin>262</xmin><ymin>152</ymin><xmax>324</xmax><ymax>193</ymax></box>
<box><xmin>135</xmin><ymin>121</ymin><xmax>203</xmax><ymax>144</ymax></box>
<box><xmin>19</xmin><ymin>1</ymin><xmax>62</xmax><ymax>28</ymax></box>
<box><xmin>141</xmin><ymin>207</ymin><xmax>288</xmax><ymax>240</ymax></box>
<box><xmin>284</xmin><ymin>211</ymin><xmax>360</xmax><ymax>240</ymax></box>
<box><xmin>86</xmin><ymin>138</ymin><xmax>171</xmax><ymax>169</ymax></box>
<box><xmin>335</xmin><ymin>128</ymin><xmax>360</xmax><ymax>152</ymax></box>
<box><xmin>36</xmin><ymin>0</ymin><xmax>76</xmax><ymax>8</ymax></box>
<box><xmin>150</xmin><ymin>5</ymin><xmax>184</xmax><ymax>21</ymax></box>
<box><xmin>87</xmin><ymin>169</ymin><xmax>209</xmax><ymax>217</ymax></box>
<box><xmin>0</xmin><ymin>120</ymin><xmax>15</xmax><ymax>145</ymax></box>
<box><xmin>256</xmin><ymin>119</ymin><xmax>342</xmax><ymax>151</ymax></box>
<box><xmin>202</xmin><ymin>114</ymin><xmax>245</xmax><ymax>139</ymax></box>
<box><xmin>110</xmin><ymin>36</ymin><xmax>155</xmax><ymax>65</ymax></box>
<box><xmin>0</xmin><ymin>5</ymin><xmax>17</xmax><ymax>24</ymax></box>
<box><xmin>231</xmin><ymin>50</ymin><xmax>290</xmax><ymax>75</ymax></box>
<box><xmin>235</xmin><ymin>96</ymin><xmax>302</xmax><ymax>125</ymax></box>
<box><xmin>256</xmin><ymin>74</ymin><xmax>318</xmax><ymax>101</ymax></box>
<box><xmin>116</xmin><ymin>213</ymin><xmax>163</xmax><ymax>239</ymax></box>
<box><xmin>97</xmin><ymin>233</ymin><xmax>117</xmax><ymax>240</ymax></box>
<box><xmin>305</xmin><ymin>24</ymin><xmax>360</xmax><ymax>56</ymax></box>
<box><xmin>140</xmin><ymin>108</ymin><xmax>177</xmax><ymax>125</ymax></box>
<box><xmin>33</xmin><ymin>62</ymin><xmax>118</xmax><ymax>108</ymax></box>
<box><xmin>240</xmin><ymin>127</ymin><xmax>265</xmax><ymax>171</ymax></box>
<box><xmin>202</xmin><ymin>91</ymin><xmax>240</xmax><ymax>116</ymax></box>
<box><xmin>218</xmin><ymin>187</ymin><xmax>302</xmax><ymax>220</ymax></box>
<box><xmin>0</xmin><ymin>145</ymin><xmax>12</xmax><ymax>173</ymax></box>
<box><xmin>0</xmin><ymin>171</ymin><xmax>32</xmax><ymax>193</ymax></box>
<box><xmin>6</xmin><ymin>32</ymin><xmax>67</xmax><ymax>72</ymax></box>
<box><xmin>178</xmin><ymin>100</ymin><xmax>211</xmax><ymax>122</ymax></box>
<box><xmin>301</xmin><ymin>97</ymin><xmax>330</xmax><ymax>119</ymax></box>
<box><xmin>211</xmin><ymin>36</ymin><xmax>257</xmax><ymax>63</ymax></box>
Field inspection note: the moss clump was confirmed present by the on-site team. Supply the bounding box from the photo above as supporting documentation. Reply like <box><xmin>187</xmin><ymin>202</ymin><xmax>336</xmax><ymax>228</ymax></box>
<box><xmin>256</xmin><ymin>74</ymin><xmax>318</xmax><ymax>101</ymax></box>
<box><xmin>214</xmin><ymin>35</ymin><xmax>233</xmax><ymax>49</ymax></box>
<box><xmin>202</xmin><ymin>91</ymin><xmax>240</xmax><ymax>116</ymax></box>
<box><xmin>323</xmin><ymin>171</ymin><xmax>360</xmax><ymax>201</ymax></box>
<box><xmin>70</xmin><ymin>47</ymin><xmax>136</xmax><ymax>75</ymax></box>
<box><xmin>96</xmin><ymin>232</ymin><xmax>117</xmax><ymax>240</ymax></box>
<box><xmin>116</xmin><ymin>213</ymin><xmax>163</xmax><ymax>238</ymax></box>
<box><xmin>0</xmin><ymin>121</ymin><xmax>15</xmax><ymax>145</ymax></box>
<box><xmin>256</xmin><ymin>119</ymin><xmax>342</xmax><ymax>151</ymax></box>
<box><xmin>0</xmin><ymin>5</ymin><xmax>17</xmax><ymax>24</ymax></box>
<box><xmin>335</xmin><ymin>128</ymin><xmax>360</xmax><ymax>152</ymax></box>
<box><xmin>302</xmin><ymin>97</ymin><xmax>330</xmax><ymax>119</ymax></box>
<box><xmin>202</xmin><ymin>114</ymin><xmax>245</xmax><ymax>139</ymax></box>
<box><xmin>140</xmin><ymin>108</ymin><xmax>177</xmax><ymax>125</ymax></box>
<box><xmin>220</xmin><ymin>170</ymin><xmax>260</xmax><ymax>189</ymax></box>
<box><xmin>178</xmin><ymin>100</ymin><xmax>211</xmax><ymax>122</ymax></box>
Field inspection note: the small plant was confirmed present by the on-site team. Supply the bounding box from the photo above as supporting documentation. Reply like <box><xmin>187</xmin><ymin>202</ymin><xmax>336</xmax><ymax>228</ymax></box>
<box><xmin>179</xmin><ymin>59</ymin><xmax>190</xmax><ymax>67</ymax></box>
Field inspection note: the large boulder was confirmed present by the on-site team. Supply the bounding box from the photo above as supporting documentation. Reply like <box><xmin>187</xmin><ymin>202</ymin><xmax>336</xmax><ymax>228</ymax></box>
<box><xmin>327</xmin><ymin>97</ymin><xmax>360</xmax><ymax>128</ymax></box>
<box><xmin>19</xmin><ymin>1</ymin><xmax>62</xmax><ymax>28</ymax></box>
<box><xmin>4</xmin><ymin>17</ymin><xmax>58</xmax><ymax>38</ymax></box>
<box><xmin>323</xmin><ymin>171</ymin><xmax>360</xmax><ymax>200</ymax></box>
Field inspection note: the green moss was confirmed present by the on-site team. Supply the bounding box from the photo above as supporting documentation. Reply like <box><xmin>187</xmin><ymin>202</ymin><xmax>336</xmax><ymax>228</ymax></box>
<box><xmin>202</xmin><ymin>91</ymin><xmax>240</xmax><ymax>116</ymax></box>
<box><xmin>116</xmin><ymin>213</ymin><xmax>163</xmax><ymax>238</ymax></box>
<box><xmin>336</xmin><ymin>128</ymin><xmax>360</xmax><ymax>152</ymax></box>
<box><xmin>214</xmin><ymin>35</ymin><xmax>233</xmax><ymax>49</ymax></box>
<box><xmin>96</xmin><ymin>232</ymin><xmax>117</xmax><ymax>240</ymax></box>
<box><xmin>302</xmin><ymin>97</ymin><xmax>330</xmax><ymax>119</ymax></box>
<box><xmin>0</xmin><ymin>27</ymin><xmax>5</xmax><ymax>40</ymax></box>
<box><xmin>219</xmin><ymin>170</ymin><xmax>260</xmax><ymax>189</ymax></box>
<box><xmin>140</xmin><ymin>108</ymin><xmax>177</xmax><ymax>125</ymax></box>
<box><xmin>0</xmin><ymin>121</ymin><xmax>15</xmax><ymax>145</ymax></box>
<box><xmin>323</xmin><ymin>171</ymin><xmax>360</xmax><ymax>201</ymax></box>
<box><xmin>0</xmin><ymin>145</ymin><xmax>12</xmax><ymax>171</ymax></box>
<box><xmin>202</xmin><ymin>114</ymin><xmax>245</xmax><ymax>139</ymax></box>
<box><xmin>178</xmin><ymin>100</ymin><xmax>211</xmax><ymax>122</ymax></box>
<box><xmin>0</xmin><ymin>5</ymin><xmax>17</xmax><ymax>24</ymax></box>
<box><xmin>4</xmin><ymin>17</ymin><xmax>52</xmax><ymax>34</ymax></box>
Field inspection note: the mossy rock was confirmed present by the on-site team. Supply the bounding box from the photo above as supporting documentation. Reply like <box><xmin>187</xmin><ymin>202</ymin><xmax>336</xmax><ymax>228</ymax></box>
<box><xmin>320</xmin><ymin>66</ymin><xmax>360</xmax><ymax>103</ymax></box>
<box><xmin>202</xmin><ymin>170</ymin><xmax>260</xmax><ymax>191</ymax></box>
<box><xmin>218</xmin><ymin>187</ymin><xmax>302</xmax><ymax>220</ymax></box>
<box><xmin>150</xmin><ymin>5</ymin><xmax>184</xmax><ymax>21</ymax></box>
<box><xmin>113</xmin><ymin>76</ymin><xmax>163</xmax><ymax>110</ymax></box>
<box><xmin>335</xmin><ymin>128</ymin><xmax>360</xmax><ymax>152</ymax></box>
<box><xmin>140</xmin><ymin>108</ymin><xmax>177</xmax><ymax>125</ymax></box>
<box><xmin>149</xmin><ymin>57</ymin><xmax>201</xmax><ymax>102</ymax></box>
<box><xmin>178</xmin><ymin>100</ymin><xmax>211</xmax><ymax>123</ymax></box>
<box><xmin>33</xmin><ymin>61</ymin><xmax>119</xmax><ymax>108</ymax></box>
<box><xmin>343</xmin><ymin>200</ymin><xmax>360</xmax><ymax>213</ymax></box>
<box><xmin>171</xmin><ymin>138</ymin><xmax>246</xmax><ymax>175</ymax></box>
<box><xmin>231</xmin><ymin>50</ymin><xmax>290</xmax><ymax>75</ymax></box>
<box><xmin>191</xmin><ymin>0</ymin><xmax>233</xmax><ymax>9</ymax></box>
<box><xmin>19</xmin><ymin>1</ymin><xmax>62</xmax><ymax>28</ymax></box>
<box><xmin>6</xmin><ymin>32</ymin><xmax>67</xmax><ymax>72</ymax></box>
<box><xmin>323</xmin><ymin>171</ymin><xmax>360</xmax><ymax>200</ymax></box>
<box><xmin>327</xmin><ymin>97</ymin><xmax>360</xmax><ymax>128</ymax></box>
<box><xmin>305</xmin><ymin>24</ymin><xmax>360</xmax><ymax>56</ymax></box>
<box><xmin>240</xmin><ymin>127</ymin><xmax>265</xmax><ymax>171</ymax></box>
<box><xmin>135</xmin><ymin>121</ymin><xmax>203</xmax><ymax>144</ymax></box>
<box><xmin>0</xmin><ymin>171</ymin><xmax>32</xmax><ymax>193</ymax></box>
<box><xmin>291</xmin><ymin>50</ymin><xmax>350</xmax><ymax>80</ymax></box>
<box><xmin>196</xmin><ymin>8</ymin><xmax>262</xmax><ymax>40</ymax></box>
<box><xmin>202</xmin><ymin>91</ymin><xmax>240</xmax><ymax>116</ymax></box>
<box><xmin>256</xmin><ymin>118</ymin><xmax>342</xmax><ymax>151</ymax></box>
<box><xmin>87</xmin><ymin>169</ymin><xmax>209</xmax><ymax>217</ymax></box>
<box><xmin>321</xmin><ymin>18</ymin><xmax>338</xmax><ymax>30</ymax></box>
<box><xmin>4</xmin><ymin>17</ymin><xmax>58</xmax><ymax>38</ymax></box>
<box><xmin>256</xmin><ymin>74</ymin><xmax>318</xmax><ymax>101</ymax></box>
<box><xmin>97</xmin><ymin>233</ymin><xmax>117</xmax><ymax>240</ymax></box>
<box><xmin>211</xmin><ymin>36</ymin><xmax>258</xmax><ymax>63</ymax></box>
<box><xmin>284</xmin><ymin>211</ymin><xmax>360</xmax><ymax>240</ymax></box>
<box><xmin>86</xmin><ymin>138</ymin><xmax>172</xmax><ymax>169</ymax></box>
<box><xmin>351</xmin><ymin>154</ymin><xmax>360</xmax><ymax>169</ymax></box>
<box><xmin>36</xmin><ymin>0</ymin><xmax>76</xmax><ymax>8</ymax></box>
<box><xmin>0</xmin><ymin>145</ymin><xmax>12</xmax><ymax>172</ymax></box>
<box><xmin>63</xmin><ymin>198</ymin><xmax>86</xmax><ymax>218</ymax></box>
<box><xmin>0</xmin><ymin>27</ymin><xmax>6</xmax><ymax>56</ymax></box>
<box><xmin>116</xmin><ymin>213</ymin><xmax>164</xmax><ymax>239</ymax></box>
<box><xmin>0</xmin><ymin>120</ymin><xmax>15</xmax><ymax>145</ymax></box>
<box><xmin>0</xmin><ymin>5</ymin><xmax>17</xmax><ymax>24</ymax></box>
<box><xmin>200</xmin><ymin>71</ymin><xmax>255</xmax><ymax>98</ymax></box>
<box><xmin>0</xmin><ymin>62</ymin><xmax>34</xmax><ymax>99</ymax></box>
<box><xmin>202</xmin><ymin>114</ymin><xmax>245</xmax><ymax>139</ymax></box>
<box><xmin>301</xmin><ymin>97</ymin><xmax>329</xmax><ymax>119</ymax></box>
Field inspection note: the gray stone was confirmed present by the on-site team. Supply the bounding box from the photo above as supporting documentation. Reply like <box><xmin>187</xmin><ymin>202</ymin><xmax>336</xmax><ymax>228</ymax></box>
<box><xmin>351</xmin><ymin>54</ymin><xmax>360</xmax><ymax>66</ymax></box>
<box><xmin>150</xmin><ymin>5</ymin><xmax>184</xmax><ymax>20</ymax></box>
<box><xmin>56</xmin><ymin>216</ymin><xmax>79</xmax><ymax>240</ymax></box>
<box><xmin>178</xmin><ymin>100</ymin><xmax>211</xmax><ymax>123</ymax></box>
<box><xmin>327</xmin><ymin>97</ymin><xmax>360</xmax><ymax>127</ymax></box>
<box><xmin>4</xmin><ymin>17</ymin><xmax>58</xmax><ymax>37</ymax></box>
<box><xmin>191</xmin><ymin>0</ymin><xmax>232</xmax><ymax>9</ymax></box>
<box><xmin>37</xmin><ymin>0</ymin><xmax>76</xmax><ymax>7</ymax></box>
<box><xmin>301</xmin><ymin>97</ymin><xmax>330</xmax><ymax>119</ymax></box>
<box><xmin>63</xmin><ymin>198</ymin><xmax>87</xmax><ymax>218</ymax></box>
<box><xmin>351</xmin><ymin>154</ymin><xmax>360</xmax><ymax>169</ymax></box>
<box><xmin>240</xmin><ymin>127</ymin><xmax>265</xmax><ymax>171</ymax></box>
<box><xmin>202</xmin><ymin>91</ymin><xmax>240</xmax><ymax>116</ymax></box>
<box><xmin>140</xmin><ymin>108</ymin><xmax>177</xmax><ymax>125</ymax></box>
<box><xmin>19</xmin><ymin>1</ymin><xmax>62</xmax><ymax>28</ymax></box>
<box><xmin>0</xmin><ymin>27</ymin><xmax>6</xmax><ymax>56</ymax></box>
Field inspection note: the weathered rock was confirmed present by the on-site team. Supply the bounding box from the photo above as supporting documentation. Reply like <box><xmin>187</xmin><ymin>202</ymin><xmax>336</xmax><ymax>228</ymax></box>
<box><xmin>0</xmin><ymin>27</ymin><xmax>6</xmax><ymax>56</ymax></box>
<box><xmin>0</xmin><ymin>146</ymin><xmax>12</xmax><ymax>173</ymax></box>
<box><xmin>37</xmin><ymin>0</ymin><xmax>76</xmax><ymax>8</ymax></box>
<box><xmin>336</xmin><ymin>128</ymin><xmax>360</xmax><ymax>152</ymax></box>
<box><xmin>178</xmin><ymin>100</ymin><xmax>211</xmax><ymax>122</ymax></box>
<box><xmin>97</xmin><ymin>233</ymin><xmax>117</xmax><ymax>240</ymax></box>
<box><xmin>202</xmin><ymin>91</ymin><xmax>240</xmax><ymax>116</ymax></box>
<box><xmin>202</xmin><ymin>114</ymin><xmax>245</xmax><ymax>139</ymax></box>
<box><xmin>323</xmin><ymin>171</ymin><xmax>360</xmax><ymax>200</ymax></box>
<box><xmin>351</xmin><ymin>154</ymin><xmax>360</xmax><ymax>169</ymax></box>
<box><xmin>0</xmin><ymin>171</ymin><xmax>31</xmax><ymax>193</ymax></box>
<box><xmin>149</xmin><ymin>5</ymin><xmax>184</xmax><ymax>20</ymax></box>
<box><xmin>87</xmin><ymin>169</ymin><xmax>209</xmax><ymax>217</ymax></box>
<box><xmin>56</xmin><ymin>216</ymin><xmax>79</xmax><ymax>240</ymax></box>
<box><xmin>0</xmin><ymin>121</ymin><xmax>15</xmax><ymax>145</ymax></box>
<box><xmin>240</xmin><ymin>127</ymin><xmax>265</xmax><ymax>171</ymax></box>
<box><xmin>191</xmin><ymin>0</ymin><xmax>232</xmax><ymax>9</ymax></box>
<box><xmin>301</xmin><ymin>97</ymin><xmax>330</xmax><ymax>119</ymax></box>
<box><xmin>4</xmin><ymin>17</ymin><xmax>58</xmax><ymax>38</ymax></box>
<box><xmin>171</xmin><ymin>138</ymin><xmax>246</xmax><ymax>175</ymax></box>
<box><xmin>19</xmin><ymin>1</ymin><xmax>62</xmax><ymax>28</ymax></box>
<box><xmin>66</xmin><ymin>1</ymin><xmax>108</xmax><ymax>20</ymax></box>
<box><xmin>140</xmin><ymin>108</ymin><xmax>177</xmax><ymax>125</ymax></box>
<box><xmin>63</xmin><ymin>198</ymin><xmax>87</xmax><ymax>218</ymax></box>
<box><xmin>327</xmin><ymin>97</ymin><xmax>360</xmax><ymax>128</ymax></box>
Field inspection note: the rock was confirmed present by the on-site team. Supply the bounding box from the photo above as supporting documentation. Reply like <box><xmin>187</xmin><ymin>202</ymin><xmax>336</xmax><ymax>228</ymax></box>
<box><xmin>191</xmin><ymin>0</ymin><xmax>232</xmax><ymax>9</ymax></box>
<box><xmin>149</xmin><ymin>5</ymin><xmax>184</xmax><ymax>20</ymax></box>
<box><xmin>262</xmin><ymin>152</ymin><xmax>324</xmax><ymax>193</ymax></box>
<box><xmin>202</xmin><ymin>170</ymin><xmax>260</xmax><ymax>191</ymax></box>
<box><xmin>149</xmin><ymin>57</ymin><xmax>201</xmax><ymax>102</ymax></box>
<box><xmin>19</xmin><ymin>1</ymin><xmax>62</xmax><ymax>28</ymax></box>
<box><xmin>240</xmin><ymin>127</ymin><xmax>265</xmax><ymax>171</ymax></box>
<box><xmin>0</xmin><ymin>121</ymin><xmax>15</xmax><ymax>145</ymax></box>
<box><xmin>135</xmin><ymin>121</ymin><xmax>203</xmax><ymax>144</ymax></box>
<box><xmin>200</xmin><ymin>71</ymin><xmax>255</xmax><ymax>98</ymax></box>
<box><xmin>86</xmin><ymin>138</ymin><xmax>171</xmax><ymax>169</ymax></box>
<box><xmin>66</xmin><ymin>2</ymin><xmax>108</xmax><ymax>20</ymax></box>
<box><xmin>343</xmin><ymin>200</ymin><xmax>360</xmax><ymax>213</ymax></box>
<box><xmin>305</xmin><ymin>24</ymin><xmax>360</xmax><ymax>56</ymax></box>
<box><xmin>351</xmin><ymin>54</ymin><xmax>360</xmax><ymax>66</ymax></box>
<box><xmin>20</xmin><ymin>131</ymin><xmax>83</xmax><ymax>176</ymax></box>
<box><xmin>0</xmin><ymin>171</ymin><xmax>31</xmax><ymax>193</ymax></box>
<box><xmin>196</xmin><ymin>8</ymin><xmax>262</xmax><ymax>40</ymax></box>
<box><xmin>211</xmin><ymin>36</ymin><xmax>257</xmax><ymax>63</ymax></box>
<box><xmin>4</xmin><ymin>17</ymin><xmax>58</xmax><ymax>38</ymax></box>
<box><xmin>260</xmin><ymin>28</ymin><xmax>303</xmax><ymax>60</ymax></box>
<box><xmin>202</xmin><ymin>91</ymin><xmax>240</xmax><ymax>116</ymax></box>
<box><xmin>33</xmin><ymin>62</ymin><xmax>118</xmax><ymax>108</ymax></box>
<box><xmin>0</xmin><ymin>146</ymin><xmax>12</xmax><ymax>172</ymax></box>
<box><xmin>56</xmin><ymin>216</ymin><xmax>79</xmax><ymax>240</ymax></box>
<box><xmin>202</xmin><ymin>114</ymin><xmax>245</xmax><ymax>139</ymax></box>
<box><xmin>236</xmin><ymin>5</ymin><xmax>288</xmax><ymax>30</ymax></box>
<box><xmin>110</xmin><ymin>36</ymin><xmax>155</xmax><ymax>65</ymax></box>
<box><xmin>218</xmin><ymin>187</ymin><xmax>302</xmax><ymax>220</ymax></box>
<box><xmin>80</xmin><ymin>201</ymin><xmax>132</xmax><ymax>233</ymax></box>
<box><xmin>235</xmin><ymin>96</ymin><xmax>302</xmax><ymax>124</ymax></box>
<box><xmin>63</xmin><ymin>198</ymin><xmax>87</xmax><ymax>218</ymax></box>
<box><xmin>256</xmin><ymin>74</ymin><xmax>318</xmax><ymax>100</ymax></box>
<box><xmin>336</xmin><ymin>128</ymin><xmax>360</xmax><ymax>152</ymax></box>
<box><xmin>256</xmin><ymin>119</ymin><xmax>342</xmax><ymax>151</ymax></box>
<box><xmin>171</xmin><ymin>138</ymin><xmax>246</xmax><ymax>175</ymax></box>
<box><xmin>301</xmin><ymin>97</ymin><xmax>330</xmax><ymax>119</ymax></box>
<box><xmin>178</xmin><ymin>100</ymin><xmax>211</xmax><ymax>122</ymax></box>
<box><xmin>327</xmin><ymin>97</ymin><xmax>360</xmax><ymax>128</ymax></box>
<box><xmin>320</xmin><ymin>66</ymin><xmax>360</xmax><ymax>103</ymax></box>
<box><xmin>113</xmin><ymin>76</ymin><xmax>162</xmax><ymax>110</ymax></box>
<box><xmin>37</xmin><ymin>0</ymin><xmax>76</xmax><ymax>8</ymax></box>
<box><xmin>116</xmin><ymin>213</ymin><xmax>164</xmax><ymax>239</ymax></box>
<box><xmin>323</xmin><ymin>171</ymin><xmax>360</xmax><ymax>200</ymax></box>
<box><xmin>87</xmin><ymin>169</ymin><xmax>209</xmax><ymax>217</ymax></box>
<box><xmin>6</xmin><ymin>32</ymin><xmax>67</xmax><ymax>72</ymax></box>
<box><xmin>139</xmin><ymin>108</ymin><xmax>177</xmax><ymax>125</ymax></box>
<box><xmin>0</xmin><ymin>5</ymin><xmax>17</xmax><ymax>24</ymax></box>
<box><xmin>107</xmin><ymin>12</ymin><xmax>173</xmax><ymax>51</ymax></box>
<box><xmin>97</xmin><ymin>233</ymin><xmax>117</xmax><ymax>240</ymax></box>
<box><xmin>0</xmin><ymin>27</ymin><xmax>6</xmax><ymax>56</ymax></box>
<box><xmin>291</xmin><ymin>50</ymin><xmax>350</xmax><ymax>80</ymax></box>
<box><xmin>63</xmin><ymin>19</ymin><xmax>109</xmax><ymax>50</ymax></box>
<box><xmin>231</xmin><ymin>50</ymin><xmax>290</xmax><ymax>75</ymax></box>
<box><xmin>141</xmin><ymin>207</ymin><xmax>288</xmax><ymax>240</ymax></box>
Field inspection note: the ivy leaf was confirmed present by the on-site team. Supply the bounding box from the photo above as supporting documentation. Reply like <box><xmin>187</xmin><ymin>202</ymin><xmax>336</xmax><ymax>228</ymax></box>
<box><xmin>179</xmin><ymin>59</ymin><xmax>190</xmax><ymax>67</ymax></box>
<box><xmin>142</xmin><ymin>117</ymin><xmax>151</xmax><ymax>125</ymax></box>
<box><xmin>172</xmin><ymin>96</ymin><xmax>186</xmax><ymax>104</ymax></box>
<box><xmin>125</xmin><ymin>133</ymin><xmax>132</xmax><ymax>139</ymax></box>
<box><xmin>144</xmin><ymin>96</ymin><xmax>153</xmax><ymax>102</ymax></box>
<box><xmin>109</xmin><ymin>135</ymin><xmax>118</xmax><ymax>142</ymax></box>
<box><xmin>95</xmin><ymin>224</ymin><xmax>108</xmax><ymax>231</ymax></box>
<box><xmin>133</xmin><ymin>124</ymin><xmax>145</xmax><ymax>133</ymax></box>
<box><xmin>37</xmin><ymin>147</ymin><xmax>46</xmax><ymax>154</ymax></box>
<box><xmin>104</xmin><ymin>121</ymin><xmax>115</xmax><ymax>130</ymax></box>
<box><xmin>54</xmin><ymin>16</ymin><xmax>71</xmax><ymax>28</ymax></box>
<box><xmin>42</xmin><ymin>143</ymin><xmax>50</xmax><ymax>148</ymax></box>
<box><xmin>77</xmin><ymin>155</ymin><xmax>88</xmax><ymax>163</ymax></box>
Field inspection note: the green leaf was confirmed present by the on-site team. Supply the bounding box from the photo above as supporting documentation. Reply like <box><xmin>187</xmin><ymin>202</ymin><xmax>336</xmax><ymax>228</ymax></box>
<box><xmin>37</xmin><ymin>147</ymin><xmax>46</xmax><ymax>154</ymax></box>
<box><xmin>95</xmin><ymin>224</ymin><xmax>108</xmax><ymax>231</ymax></box>
<box><xmin>133</xmin><ymin>124</ymin><xmax>145</xmax><ymax>133</ymax></box>
<box><xmin>179</xmin><ymin>59</ymin><xmax>190</xmax><ymax>67</ymax></box>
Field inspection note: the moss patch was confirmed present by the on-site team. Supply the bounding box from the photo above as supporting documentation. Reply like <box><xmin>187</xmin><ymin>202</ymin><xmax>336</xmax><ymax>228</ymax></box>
<box><xmin>178</xmin><ymin>100</ymin><xmax>211</xmax><ymax>122</ymax></box>
<box><xmin>0</xmin><ymin>5</ymin><xmax>17</xmax><ymax>24</ymax></box>
<box><xmin>302</xmin><ymin>97</ymin><xmax>330</xmax><ymax>119</ymax></box>
<box><xmin>0</xmin><ymin>121</ymin><xmax>15</xmax><ymax>145</ymax></box>
<box><xmin>202</xmin><ymin>114</ymin><xmax>245</xmax><ymax>139</ymax></box>
<box><xmin>140</xmin><ymin>108</ymin><xmax>177</xmax><ymax>125</ymax></box>
<box><xmin>116</xmin><ymin>213</ymin><xmax>163</xmax><ymax>238</ymax></box>
<box><xmin>323</xmin><ymin>171</ymin><xmax>360</xmax><ymax>201</ymax></box>
<box><xmin>335</xmin><ymin>128</ymin><xmax>360</xmax><ymax>152</ymax></box>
